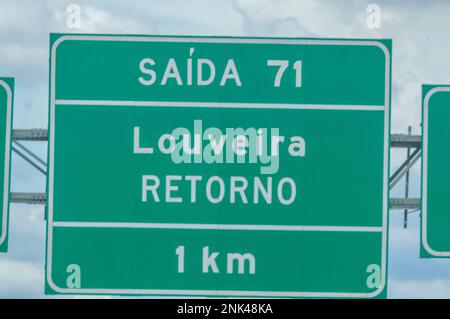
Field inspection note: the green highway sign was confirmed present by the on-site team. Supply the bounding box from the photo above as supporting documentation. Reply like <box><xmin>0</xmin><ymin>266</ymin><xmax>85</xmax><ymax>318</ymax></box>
<box><xmin>46</xmin><ymin>34</ymin><xmax>391</xmax><ymax>298</ymax></box>
<box><xmin>0</xmin><ymin>78</ymin><xmax>13</xmax><ymax>252</ymax></box>
<box><xmin>421</xmin><ymin>85</ymin><xmax>450</xmax><ymax>258</ymax></box>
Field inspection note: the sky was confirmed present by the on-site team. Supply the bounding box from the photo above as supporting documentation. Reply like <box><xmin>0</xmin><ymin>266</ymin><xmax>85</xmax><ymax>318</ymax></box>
<box><xmin>0</xmin><ymin>0</ymin><xmax>450</xmax><ymax>298</ymax></box>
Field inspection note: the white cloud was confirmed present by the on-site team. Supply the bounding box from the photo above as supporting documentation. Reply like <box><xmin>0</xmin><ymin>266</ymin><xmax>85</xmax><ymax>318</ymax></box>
<box><xmin>231</xmin><ymin>0</ymin><xmax>450</xmax><ymax>133</ymax></box>
<box><xmin>53</xmin><ymin>4</ymin><xmax>155</xmax><ymax>34</ymax></box>
<box><xmin>0</xmin><ymin>260</ymin><xmax>43</xmax><ymax>297</ymax></box>
<box><xmin>389</xmin><ymin>223</ymin><xmax>419</xmax><ymax>251</ymax></box>
<box><xmin>390</xmin><ymin>279</ymin><xmax>450</xmax><ymax>299</ymax></box>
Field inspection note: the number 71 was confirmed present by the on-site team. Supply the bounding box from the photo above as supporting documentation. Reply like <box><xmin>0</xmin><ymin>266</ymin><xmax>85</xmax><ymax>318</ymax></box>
<box><xmin>267</xmin><ymin>60</ymin><xmax>302</xmax><ymax>88</ymax></box>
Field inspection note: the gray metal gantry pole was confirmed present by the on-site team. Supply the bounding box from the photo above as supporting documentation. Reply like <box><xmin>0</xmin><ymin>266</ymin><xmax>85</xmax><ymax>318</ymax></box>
<box><xmin>403</xmin><ymin>126</ymin><xmax>412</xmax><ymax>228</ymax></box>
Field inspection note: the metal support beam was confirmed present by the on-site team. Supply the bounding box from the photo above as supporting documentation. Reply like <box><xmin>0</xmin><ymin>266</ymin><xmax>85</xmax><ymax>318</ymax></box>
<box><xmin>9</xmin><ymin>193</ymin><xmax>420</xmax><ymax>208</ymax></box>
<box><xmin>390</xmin><ymin>133</ymin><xmax>421</xmax><ymax>148</ymax></box>
<box><xmin>10</xmin><ymin>192</ymin><xmax>46</xmax><ymax>205</ymax></box>
<box><xmin>13</xmin><ymin>129</ymin><xmax>48</xmax><ymax>141</ymax></box>
<box><xmin>389</xmin><ymin>148</ymin><xmax>421</xmax><ymax>190</ymax></box>
<box><xmin>390</xmin><ymin>197</ymin><xmax>420</xmax><ymax>210</ymax></box>
<box><xmin>13</xmin><ymin>141</ymin><xmax>46</xmax><ymax>166</ymax></box>
<box><xmin>9</xmin><ymin>130</ymin><xmax>422</xmax><ymax>146</ymax></box>
<box><xmin>12</xmin><ymin>145</ymin><xmax>47</xmax><ymax>175</ymax></box>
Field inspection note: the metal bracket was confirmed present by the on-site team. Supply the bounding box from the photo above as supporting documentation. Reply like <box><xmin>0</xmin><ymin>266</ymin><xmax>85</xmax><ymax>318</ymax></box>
<box><xmin>390</xmin><ymin>133</ymin><xmax>421</xmax><ymax>149</ymax></box>
<box><xmin>10</xmin><ymin>129</ymin><xmax>48</xmax><ymax>175</ymax></box>
<box><xmin>390</xmin><ymin>197</ymin><xmax>420</xmax><ymax>210</ymax></box>
<box><xmin>10</xmin><ymin>192</ymin><xmax>46</xmax><ymax>205</ymax></box>
<box><xmin>389</xmin><ymin>129</ymin><xmax>422</xmax><ymax>225</ymax></box>
<box><xmin>13</xmin><ymin>129</ymin><xmax>48</xmax><ymax>141</ymax></box>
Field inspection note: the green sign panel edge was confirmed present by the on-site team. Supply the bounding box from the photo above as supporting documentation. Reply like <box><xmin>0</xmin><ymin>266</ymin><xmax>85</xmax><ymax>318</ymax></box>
<box><xmin>46</xmin><ymin>34</ymin><xmax>391</xmax><ymax>298</ymax></box>
<box><xmin>0</xmin><ymin>78</ymin><xmax>13</xmax><ymax>252</ymax></box>
<box><xmin>421</xmin><ymin>85</ymin><xmax>450</xmax><ymax>258</ymax></box>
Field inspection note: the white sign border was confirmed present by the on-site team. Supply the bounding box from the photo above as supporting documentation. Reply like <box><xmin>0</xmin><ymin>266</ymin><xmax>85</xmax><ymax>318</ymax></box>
<box><xmin>0</xmin><ymin>79</ymin><xmax>12</xmax><ymax>249</ymax></box>
<box><xmin>422</xmin><ymin>86</ymin><xmax>450</xmax><ymax>257</ymax></box>
<box><xmin>47</xmin><ymin>35</ymin><xmax>391</xmax><ymax>298</ymax></box>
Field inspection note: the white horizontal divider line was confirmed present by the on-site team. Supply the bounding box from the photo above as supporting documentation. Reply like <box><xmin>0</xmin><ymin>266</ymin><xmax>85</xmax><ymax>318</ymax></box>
<box><xmin>55</xmin><ymin>99</ymin><xmax>385</xmax><ymax>111</ymax></box>
<box><xmin>52</xmin><ymin>221</ymin><xmax>382</xmax><ymax>232</ymax></box>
